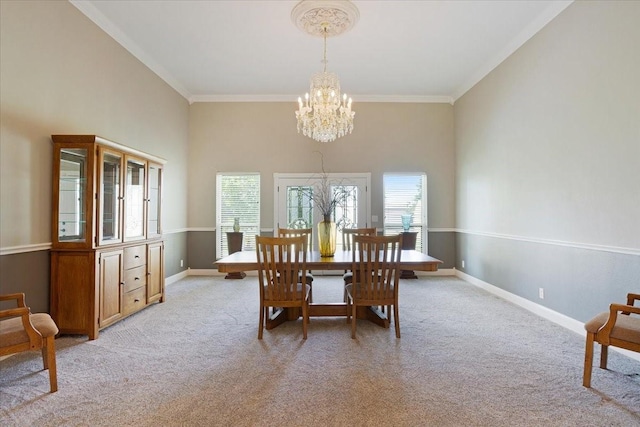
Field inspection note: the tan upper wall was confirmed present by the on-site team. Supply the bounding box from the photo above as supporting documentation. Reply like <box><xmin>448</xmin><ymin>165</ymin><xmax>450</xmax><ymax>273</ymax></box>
<box><xmin>0</xmin><ymin>0</ymin><xmax>189</xmax><ymax>248</ymax></box>
<box><xmin>188</xmin><ymin>102</ymin><xmax>455</xmax><ymax>231</ymax></box>
<box><xmin>454</xmin><ymin>0</ymin><xmax>640</xmax><ymax>250</ymax></box>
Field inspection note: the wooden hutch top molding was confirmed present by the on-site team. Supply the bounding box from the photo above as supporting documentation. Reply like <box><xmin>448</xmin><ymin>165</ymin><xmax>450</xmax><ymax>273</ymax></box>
<box><xmin>52</xmin><ymin>135</ymin><xmax>167</xmax><ymax>165</ymax></box>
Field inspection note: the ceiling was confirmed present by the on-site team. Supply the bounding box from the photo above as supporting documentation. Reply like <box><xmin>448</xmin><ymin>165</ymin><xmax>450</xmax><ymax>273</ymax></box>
<box><xmin>71</xmin><ymin>0</ymin><xmax>572</xmax><ymax>104</ymax></box>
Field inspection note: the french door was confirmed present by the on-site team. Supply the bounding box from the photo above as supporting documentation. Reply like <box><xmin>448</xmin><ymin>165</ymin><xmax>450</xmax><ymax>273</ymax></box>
<box><xmin>274</xmin><ymin>173</ymin><xmax>370</xmax><ymax>251</ymax></box>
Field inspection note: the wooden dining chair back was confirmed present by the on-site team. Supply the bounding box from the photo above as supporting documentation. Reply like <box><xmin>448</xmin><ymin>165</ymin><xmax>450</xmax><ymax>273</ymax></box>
<box><xmin>346</xmin><ymin>234</ymin><xmax>403</xmax><ymax>339</ymax></box>
<box><xmin>256</xmin><ymin>235</ymin><xmax>310</xmax><ymax>339</ymax></box>
<box><xmin>341</xmin><ymin>227</ymin><xmax>377</xmax><ymax>300</ymax></box>
<box><xmin>278</xmin><ymin>227</ymin><xmax>313</xmax><ymax>252</ymax></box>
<box><xmin>342</xmin><ymin>227</ymin><xmax>377</xmax><ymax>251</ymax></box>
<box><xmin>0</xmin><ymin>293</ymin><xmax>59</xmax><ymax>392</ymax></box>
<box><xmin>277</xmin><ymin>227</ymin><xmax>314</xmax><ymax>301</ymax></box>
<box><xmin>583</xmin><ymin>292</ymin><xmax>640</xmax><ymax>387</ymax></box>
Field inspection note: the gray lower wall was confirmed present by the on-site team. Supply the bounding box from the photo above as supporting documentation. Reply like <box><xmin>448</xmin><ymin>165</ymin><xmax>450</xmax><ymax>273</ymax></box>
<box><xmin>165</xmin><ymin>232</ymin><xmax>189</xmax><ymax>278</ymax></box>
<box><xmin>187</xmin><ymin>231</ymin><xmax>216</xmax><ymax>270</ymax></box>
<box><xmin>427</xmin><ymin>231</ymin><xmax>455</xmax><ymax>269</ymax></box>
<box><xmin>4</xmin><ymin>230</ymin><xmax>634</xmax><ymax>325</ymax></box>
<box><xmin>0</xmin><ymin>250</ymin><xmax>50</xmax><ymax>314</ymax></box>
<box><xmin>456</xmin><ymin>233</ymin><xmax>640</xmax><ymax>322</ymax></box>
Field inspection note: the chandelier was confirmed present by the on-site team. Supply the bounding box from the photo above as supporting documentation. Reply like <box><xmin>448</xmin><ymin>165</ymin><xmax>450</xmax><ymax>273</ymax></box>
<box><xmin>292</xmin><ymin>1</ymin><xmax>359</xmax><ymax>143</ymax></box>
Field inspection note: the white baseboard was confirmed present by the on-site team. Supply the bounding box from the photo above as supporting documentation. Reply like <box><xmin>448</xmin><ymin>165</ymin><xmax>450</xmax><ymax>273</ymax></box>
<box><xmin>165</xmin><ymin>270</ymin><xmax>189</xmax><ymax>284</ymax></box>
<box><xmin>416</xmin><ymin>268</ymin><xmax>456</xmax><ymax>276</ymax></box>
<box><xmin>455</xmin><ymin>269</ymin><xmax>640</xmax><ymax>363</ymax></box>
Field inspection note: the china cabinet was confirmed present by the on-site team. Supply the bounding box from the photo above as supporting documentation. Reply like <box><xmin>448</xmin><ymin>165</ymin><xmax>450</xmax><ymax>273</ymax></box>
<box><xmin>50</xmin><ymin>135</ymin><xmax>165</xmax><ymax>339</ymax></box>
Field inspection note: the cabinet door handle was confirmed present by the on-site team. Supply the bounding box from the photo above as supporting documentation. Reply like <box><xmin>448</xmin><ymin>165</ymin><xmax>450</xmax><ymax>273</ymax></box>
<box><xmin>134</xmin><ymin>255</ymin><xmax>140</xmax><ymax>258</ymax></box>
<box><xmin>134</xmin><ymin>299</ymin><xmax>140</xmax><ymax>303</ymax></box>
<box><xmin>134</xmin><ymin>277</ymin><xmax>140</xmax><ymax>280</ymax></box>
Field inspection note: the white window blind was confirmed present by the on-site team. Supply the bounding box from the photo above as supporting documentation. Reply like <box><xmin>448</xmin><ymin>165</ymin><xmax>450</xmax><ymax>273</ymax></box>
<box><xmin>383</xmin><ymin>173</ymin><xmax>427</xmax><ymax>252</ymax></box>
<box><xmin>216</xmin><ymin>173</ymin><xmax>260</xmax><ymax>258</ymax></box>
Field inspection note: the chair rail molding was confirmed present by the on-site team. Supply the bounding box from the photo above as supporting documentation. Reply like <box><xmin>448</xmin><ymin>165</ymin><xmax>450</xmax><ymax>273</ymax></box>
<box><xmin>456</xmin><ymin>229</ymin><xmax>639</xmax><ymax>256</ymax></box>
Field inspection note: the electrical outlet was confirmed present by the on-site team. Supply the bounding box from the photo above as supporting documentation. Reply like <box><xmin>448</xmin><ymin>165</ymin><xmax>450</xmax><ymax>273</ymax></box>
<box><xmin>180</xmin><ymin>259</ymin><xmax>184</xmax><ymax>268</ymax></box>
<box><xmin>539</xmin><ymin>287</ymin><xmax>544</xmax><ymax>299</ymax></box>
<box><xmin>461</xmin><ymin>260</ymin><xmax>465</xmax><ymax>268</ymax></box>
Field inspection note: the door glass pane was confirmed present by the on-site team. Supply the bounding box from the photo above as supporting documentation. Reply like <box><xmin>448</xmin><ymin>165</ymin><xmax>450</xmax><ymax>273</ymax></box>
<box><xmin>101</xmin><ymin>152</ymin><xmax>121</xmax><ymax>242</ymax></box>
<box><xmin>286</xmin><ymin>186</ymin><xmax>314</xmax><ymax>229</ymax></box>
<box><xmin>125</xmin><ymin>159</ymin><xmax>145</xmax><ymax>239</ymax></box>
<box><xmin>58</xmin><ymin>149</ymin><xmax>87</xmax><ymax>242</ymax></box>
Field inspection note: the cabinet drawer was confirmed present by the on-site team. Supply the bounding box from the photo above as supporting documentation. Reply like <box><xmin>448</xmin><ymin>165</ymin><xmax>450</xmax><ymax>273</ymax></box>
<box><xmin>123</xmin><ymin>286</ymin><xmax>146</xmax><ymax>315</ymax></box>
<box><xmin>123</xmin><ymin>245</ymin><xmax>146</xmax><ymax>269</ymax></box>
<box><xmin>123</xmin><ymin>265</ymin><xmax>147</xmax><ymax>292</ymax></box>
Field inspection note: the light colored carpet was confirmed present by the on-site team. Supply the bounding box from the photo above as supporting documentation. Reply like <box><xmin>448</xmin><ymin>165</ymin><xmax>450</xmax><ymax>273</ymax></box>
<box><xmin>1</xmin><ymin>276</ymin><xmax>639</xmax><ymax>426</ymax></box>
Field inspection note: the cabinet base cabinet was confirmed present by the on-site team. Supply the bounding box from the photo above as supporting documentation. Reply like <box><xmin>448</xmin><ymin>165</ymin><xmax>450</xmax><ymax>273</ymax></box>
<box><xmin>147</xmin><ymin>241</ymin><xmax>164</xmax><ymax>303</ymax></box>
<box><xmin>50</xmin><ymin>251</ymin><xmax>98</xmax><ymax>338</ymax></box>
<box><xmin>98</xmin><ymin>250</ymin><xmax>124</xmax><ymax>329</ymax></box>
<box><xmin>50</xmin><ymin>242</ymin><xmax>164</xmax><ymax>340</ymax></box>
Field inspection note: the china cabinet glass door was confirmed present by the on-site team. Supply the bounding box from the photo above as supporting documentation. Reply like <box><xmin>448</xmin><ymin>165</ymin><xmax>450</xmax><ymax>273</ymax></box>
<box><xmin>58</xmin><ymin>148</ymin><xmax>87</xmax><ymax>243</ymax></box>
<box><xmin>147</xmin><ymin>163</ymin><xmax>162</xmax><ymax>238</ymax></box>
<box><xmin>124</xmin><ymin>157</ymin><xmax>146</xmax><ymax>241</ymax></box>
<box><xmin>99</xmin><ymin>149</ymin><xmax>123</xmax><ymax>245</ymax></box>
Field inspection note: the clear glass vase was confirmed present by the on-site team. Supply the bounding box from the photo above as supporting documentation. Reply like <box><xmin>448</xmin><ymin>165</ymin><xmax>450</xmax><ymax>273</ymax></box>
<box><xmin>317</xmin><ymin>218</ymin><xmax>336</xmax><ymax>257</ymax></box>
<box><xmin>401</xmin><ymin>214</ymin><xmax>412</xmax><ymax>232</ymax></box>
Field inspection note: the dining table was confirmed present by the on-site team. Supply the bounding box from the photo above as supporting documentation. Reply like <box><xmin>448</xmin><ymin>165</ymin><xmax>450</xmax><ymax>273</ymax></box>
<box><xmin>214</xmin><ymin>249</ymin><xmax>443</xmax><ymax>330</ymax></box>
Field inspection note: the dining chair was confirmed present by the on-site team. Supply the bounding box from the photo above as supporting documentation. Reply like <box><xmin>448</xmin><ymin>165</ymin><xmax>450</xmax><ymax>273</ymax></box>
<box><xmin>341</xmin><ymin>227</ymin><xmax>377</xmax><ymax>301</ymax></box>
<box><xmin>256</xmin><ymin>235</ymin><xmax>310</xmax><ymax>339</ymax></box>
<box><xmin>277</xmin><ymin>227</ymin><xmax>314</xmax><ymax>302</ymax></box>
<box><xmin>0</xmin><ymin>293</ymin><xmax>59</xmax><ymax>392</ymax></box>
<box><xmin>346</xmin><ymin>234</ymin><xmax>403</xmax><ymax>339</ymax></box>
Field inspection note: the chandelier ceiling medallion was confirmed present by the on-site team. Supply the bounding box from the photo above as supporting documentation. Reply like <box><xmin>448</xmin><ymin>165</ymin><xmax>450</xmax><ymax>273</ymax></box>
<box><xmin>292</xmin><ymin>0</ymin><xmax>359</xmax><ymax>143</ymax></box>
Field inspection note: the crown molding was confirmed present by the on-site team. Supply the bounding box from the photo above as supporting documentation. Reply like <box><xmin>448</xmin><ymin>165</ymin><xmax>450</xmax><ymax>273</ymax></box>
<box><xmin>189</xmin><ymin>94</ymin><xmax>453</xmax><ymax>104</ymax></box>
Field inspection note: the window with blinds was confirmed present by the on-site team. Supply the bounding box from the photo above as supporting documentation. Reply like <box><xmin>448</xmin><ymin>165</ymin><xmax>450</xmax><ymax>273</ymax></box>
<box><xmin>216</xmin><ymin>173</ymin><xmax>260</xmax><ymax>258</ymax></box>
<box><xmin>383</xmin><ymin>173</ymin><xmax>427</xmax><ymax>252</ymax></box>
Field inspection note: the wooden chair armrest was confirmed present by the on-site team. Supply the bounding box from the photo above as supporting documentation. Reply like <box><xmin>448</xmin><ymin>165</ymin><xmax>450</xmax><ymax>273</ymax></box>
<box><xmin>0</xmin><ymin>305</ymin><xmax>43</xmax><ymax>350</ymax></box>
<box><xmin>0</xmin><ymin>306</ymin><xmax>30</xmax><ymax>319</ymax></box>
<box><xmin>627</xmin><ymin>293</ymin><xmax>640</xmax><ymax>306</ymax></box>
<box><xmin>613</xmin><ymin>303</ymin><xmax>640</xmax><ymax>316</ymax></box>
<box><xmin>0</xmin><ymin>293</ymin><xmax>26</xmax><ymax>307</ymax></box>
<box><xmin>597</xmin><ymin>303</ymin><xmax>640</xmax><ymax>344</ymax></box>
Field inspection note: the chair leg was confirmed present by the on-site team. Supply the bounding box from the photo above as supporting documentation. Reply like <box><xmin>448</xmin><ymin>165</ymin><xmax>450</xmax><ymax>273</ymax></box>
<box><xmin>600</xmin><ymin>344</ymin><xmax>608</xmax><ymax>369</ymax></box>
<box><xmin>302</xmin><ymin>301</ymin><xmax>308</xmax><ymax>340</ymax></box>
<box><xmin>393</xmin><ymin>303</ymin><xmax>400</xmax><ymax>338</ymax></box>
<box><xmin>346</xmin><ymin>294</ymin><xmax>351</xmax><ymax>324</ymax></box>
<box><xmin>351</xmin><ymin>302</ymin><xmax>357</xmax><ymax>339</ymax></box>
<box><xmin>583</xmin><ymin>333</ymin><xmax>595</xmax><ymax>387</ymax></box>
<box><xmin>258</xmin><ymin>303</ymin><xmax>265</xmax><ymax>339</ymax></box>
<box><xmin>43</xmin><ymin>336</ymin><xmax>58</xmax><ymax>393</ymax></box>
